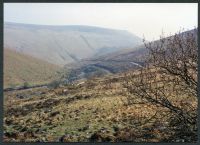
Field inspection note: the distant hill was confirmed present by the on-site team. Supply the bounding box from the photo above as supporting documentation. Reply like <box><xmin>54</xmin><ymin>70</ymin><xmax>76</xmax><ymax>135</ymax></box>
<box><xmin>4</xmin><ymin>49</ymin><xmax>60</xmax><ymax>88</ymax></box>
<box><xmin>4</xmin><ymin>22</ymin><xmax>143</xmax><ymax>66</ymax></box>
<box><xmin>60</xmin><ymin>29</ymin><xmax>197</xmax><ymax>83</ymax></box>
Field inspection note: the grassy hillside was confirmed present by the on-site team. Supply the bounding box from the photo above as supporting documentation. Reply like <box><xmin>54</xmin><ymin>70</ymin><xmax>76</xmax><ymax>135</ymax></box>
<box><xmin>3</xmin><ymin>71</ymin><xmax>197</xmax><ymax>142</ymax></box>
<box><xmin>4</xmin><ymin>49</ymin><xmax>61</xmax><ymax>88</ymax></box>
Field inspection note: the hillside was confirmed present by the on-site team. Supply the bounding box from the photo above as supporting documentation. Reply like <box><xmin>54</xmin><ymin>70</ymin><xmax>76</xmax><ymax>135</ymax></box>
<box><xmin>4</xmin><ymin>22</ymin><xmax>143</xmax><ymax>66</ymax></box>
<box><xmin>4</xmin><ymin>49</ymin><xmax>61</xmax><ymax>89</ymax></box>
<box><xmin>3</xmin><ymin>70</ymin><xmax>197</xmax><ymax>142</ymax></box>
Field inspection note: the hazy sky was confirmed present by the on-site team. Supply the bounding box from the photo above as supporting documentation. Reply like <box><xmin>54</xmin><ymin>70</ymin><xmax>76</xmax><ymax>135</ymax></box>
<box><xmin>4</xmin><ymin>3</ymin><xmax>198</xmax><ymax>41</ymax></box>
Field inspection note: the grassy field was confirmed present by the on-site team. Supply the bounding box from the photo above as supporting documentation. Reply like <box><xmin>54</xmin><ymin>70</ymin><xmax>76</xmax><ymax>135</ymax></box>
<box><xmin>4</xmin><ymin>49</ymin><xmax>61</xmax><ymax>89</ymax></box>
<box><xmin>3</xmin><ymin>71</ymin><xmax>197</xmax><ymax>142</ymax></box>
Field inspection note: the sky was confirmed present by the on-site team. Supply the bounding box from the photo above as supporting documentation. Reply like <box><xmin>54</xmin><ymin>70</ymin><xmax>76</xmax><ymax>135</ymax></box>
<box><xmin>4</xmin><ymin>3</ymin><xmax>198</xmax><ymax>41</ymax></box>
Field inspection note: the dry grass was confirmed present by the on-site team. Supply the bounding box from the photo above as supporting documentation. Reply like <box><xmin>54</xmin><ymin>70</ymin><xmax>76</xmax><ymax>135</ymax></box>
<box><xmin>3</xmin><ymin>70</ymin><xmax>197</xmax><ymax>142</ymax></box>
<box><xmin>4</xmin><ymin>49</ymin><xmax>60</xmax><ymax>88</ymax></box>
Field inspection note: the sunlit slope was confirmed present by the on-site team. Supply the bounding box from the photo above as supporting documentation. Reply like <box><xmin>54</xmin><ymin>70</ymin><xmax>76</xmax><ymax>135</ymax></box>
<box><xmin>4</xmin><ymin>49</ymin><xmax>60</xmax><ymax>88</ymax></box>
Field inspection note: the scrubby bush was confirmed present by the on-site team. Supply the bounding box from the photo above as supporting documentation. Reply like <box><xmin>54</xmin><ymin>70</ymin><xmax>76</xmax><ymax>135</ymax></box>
<box><xmin>23</xmin><ymin>82</ymin><xmax>30</xmax><ymax>89</ymax></box>
<box><xmin>48</xmin><ymin>80</ymin><xmax>61</xmax><ymax>89</ymax></box>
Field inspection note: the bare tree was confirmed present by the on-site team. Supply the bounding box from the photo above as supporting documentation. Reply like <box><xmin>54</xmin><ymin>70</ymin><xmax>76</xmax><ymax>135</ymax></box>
<box><xmin>146</xmin><ymin>29</ymin><xmax>197</xmax><ymax>96</ymax></box>
<box><xmin>123</xmin><ymin>28</ymin><xmax>198</xmax><ymax>132</ymax></box>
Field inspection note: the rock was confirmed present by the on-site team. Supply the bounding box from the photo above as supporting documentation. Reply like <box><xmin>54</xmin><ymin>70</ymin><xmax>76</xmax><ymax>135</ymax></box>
<box><xmin>84</xmin><ymin>95</ymin><xmax>90</xmax><ymax>99</ymax></box>
<box><xmin>113</xmin><ymin>126</ymin><xmax>120</xmax><ymax>132</ymax></box>
<box><xmin>16</xmin><ymin>94</ymin><xmax>26</xmax><ymax>99</ymax></box>
<box><xmin>90</xmin><ymin>131</ymin><xmax>114</xmax><ymax>142</ymax></box>
<box><xmin>59</xmin><ymin>134</ymin><xmax>72</xmax><ymax>142</ymax></box>
<box><xmin>78</xmin><ymin>125</ymin><xmax>90</xmax><ymax>132</ymax></box>
<box><xmin>50</xmin><ymin>111</ymin><xmax>60</xmax><ymax>117</ymax></box>
<box><xmin>83</xmin><ymin>125</ymin><xmax>90</xmax><ymax>131</ymax></box>
<box><xmin>3</xmin><ymin>135</ymin><xmax>10</xmax><ymax>142</ymax></box>
<box><xmin>4</xmin><ymin>131</ymin><xmax>18</xmax><ymax>138</ymax></box>
<box><xmin>100</xmin><ymin>127</ymin><xmax>107</xmax><ymax>133</ymax></box>
<box><xmin>89</xmin><ymin>132</ymin><xmax>102</xmax><ymax>142</ymax></box>
<box><xmin>24</xmin><ymin>131</ymin><xmax>35</xmax><ymax>138</ymax></box>
<box><xmin>5</xmin><ymin>119</ymin><xmax>13</xmax><ymax>125</ymax></box>
<box><xmin>34</xmin><ymin>92</ymin><xmax>42</xmax><ymax>96</ymax></box>
<box><xmin>41</xmin><ymin>137</ymin><xmax>46</xmax><ymax>142</ymax></box>
<box><xmin>74</xmin><ymin>117</ymin><xmax>80</xmax><ymax>120</ymax></box>
<box><xmin>62</xmin><ymin>89</ymin><xmax>68</xmax><ymax>94</ymax></box>
<box><xmin>43</xmin><ymin>108</ymin><xmax>52</xmax><ymax>113</ymax></box>
<box><xmin>74</xmin><ymin>109</ymin><xmax>80</xmax><ymax>113</ymax></box>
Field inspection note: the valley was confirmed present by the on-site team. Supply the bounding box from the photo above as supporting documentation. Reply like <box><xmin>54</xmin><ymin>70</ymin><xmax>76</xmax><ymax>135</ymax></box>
<box><xmin>3</xmin><ymin>22</ymin><xmax>198</xmax><ymax>143</ymax></box>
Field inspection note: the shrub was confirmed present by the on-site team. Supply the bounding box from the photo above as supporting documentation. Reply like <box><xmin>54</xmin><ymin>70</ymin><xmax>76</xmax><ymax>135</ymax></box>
<box><xmin>48</xmin><ymin>80</ymin><xmax>61</xmax><ymax>89</ymax></box>
<box><xmin>23</xmin><ymin>82</ymin><xmax>30</xmax><ymax>89</ymax></box>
